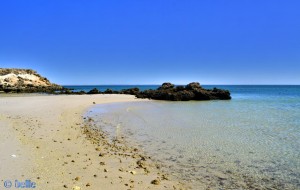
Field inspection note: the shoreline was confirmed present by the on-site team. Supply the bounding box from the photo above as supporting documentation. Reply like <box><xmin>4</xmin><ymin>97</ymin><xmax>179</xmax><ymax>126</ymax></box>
<box><xmin>0</xmin><ymin>94</ymin><xmax>186</xmax><ymax>190</ymax></box>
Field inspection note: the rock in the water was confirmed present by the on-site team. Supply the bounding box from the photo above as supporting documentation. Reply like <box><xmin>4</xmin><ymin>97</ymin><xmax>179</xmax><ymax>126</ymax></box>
<box><xmin>87</xmin><ymin>88</ymin><xmax>100</xmax><ymax>94</ymax></box>
<box><xmin>158</xmin><ymin>82</ymin><xmax>175</xmax><ymax>90</ymax></box>
<box><xmin>1</xmin><ymin>70</ymin><xmax>232</xmax><ymax>101</ymax></box>
<box><xmin>136</xmin><ymin>82</ymin><xmax>231</xmax><ymax>101</ymax></box>
<box><xmin>185</xmin><ymin>82</ymin><xmax>201</xmax><ymax>90</ymax></box>
<box><xmin>120</xmin><ymin>88</ymin><xmax>140</xmax><ymax>95</ymax></box>
<box><xmin>104</xmin><ymin>89</ymin><xmax>114</xmax><ymax>94</ymax></box>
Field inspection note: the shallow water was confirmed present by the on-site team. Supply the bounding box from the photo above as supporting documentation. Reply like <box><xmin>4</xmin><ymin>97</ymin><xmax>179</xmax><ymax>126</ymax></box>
<box><xmin>87</xmin><ymin>86</ymin><xmax>300</xmax><ymax>189</ymax></box>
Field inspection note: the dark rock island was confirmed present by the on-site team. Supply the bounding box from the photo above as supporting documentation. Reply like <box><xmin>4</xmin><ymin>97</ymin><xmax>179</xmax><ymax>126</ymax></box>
<box><xmin>135</xmin><ymin>82</ymin><xmax>231</xmax><ymax>101</ymax></box>
<box><xmin>85</xmin><ymin>82</ymin><xmax>231</xmax><ymax>101</ymax></box>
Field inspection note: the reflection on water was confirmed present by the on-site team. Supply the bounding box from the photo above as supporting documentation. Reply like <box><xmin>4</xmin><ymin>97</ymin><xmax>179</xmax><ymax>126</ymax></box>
<box><xmin>87</xmin><ymin>86</ymin><xmax>300</xmax><ymax>189</ymax></box>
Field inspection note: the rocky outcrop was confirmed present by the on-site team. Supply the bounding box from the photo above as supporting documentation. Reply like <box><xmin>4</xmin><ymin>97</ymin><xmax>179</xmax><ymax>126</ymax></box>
<box><xmin>58</xmin><ymin>82</ymin><xmax>231</xmax><ymax>101</ymax></box>
<box><xmin>0</xmin><ymin>68</ymin><xmax>63</xmax><ymax>93</ymax></box>
<box><xmin>119</xmin><ymin>88</ymin><xmax>140</xmax><ymax>95</ymax></box>
<box><xmin>87</xmin><ymin>88</ymin><xmax>100</xmax><ymax>94</ymax></box>
<box><xmin>136</xmin><ymin>82</ymin><xmax>231</xmax><ymax>101</ymax></box>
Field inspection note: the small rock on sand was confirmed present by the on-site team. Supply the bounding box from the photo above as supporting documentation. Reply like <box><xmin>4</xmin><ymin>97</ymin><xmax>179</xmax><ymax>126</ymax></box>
<box><xmin>151</xmin><ymin>179</ymin><xmax>161</xmax><ymax>185</ymax></box>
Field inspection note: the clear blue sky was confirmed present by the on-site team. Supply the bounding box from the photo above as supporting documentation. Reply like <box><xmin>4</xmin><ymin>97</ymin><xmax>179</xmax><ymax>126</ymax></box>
<box><xmin>0</xmin><ymin>0</ymin><xmax>299</xmax><ymax>85</ymax></box>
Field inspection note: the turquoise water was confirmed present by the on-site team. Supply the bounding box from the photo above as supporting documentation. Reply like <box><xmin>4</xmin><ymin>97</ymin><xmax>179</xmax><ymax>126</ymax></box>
<box><xmin>87</xmin><ymin>86</ymin><xmax>300</xmax><ymax>189</ymax></box>
<box><xmin>63</xmin><ymin>85</ymin><xmax>159</xmax><ymax>92</ymax></box>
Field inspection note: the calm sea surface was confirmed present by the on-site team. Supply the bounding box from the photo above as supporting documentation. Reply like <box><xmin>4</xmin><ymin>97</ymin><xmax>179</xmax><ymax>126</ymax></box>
<box><xmin>84</xmin><ymin>85</ymin><xmax>300</xmax><ymax>189</ymax></box>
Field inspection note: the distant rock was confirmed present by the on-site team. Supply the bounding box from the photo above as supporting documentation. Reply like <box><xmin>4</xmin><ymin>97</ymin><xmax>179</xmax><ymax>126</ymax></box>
<box><xmin>87</xmin><ymin>88</ymin><xmax>100</xmax><ymax>94</ymax></box>
<box><xmin>136</xmin><ymin>82</ymin><xmax>231</xmax><ymax>101</ymax></box>
<box><xmin>104</xmin><ymin>89</ymin><xmax>114</xmax><ymax>94</ymax></box>
<box><xmin>158</xmin><ymin>82</ymin><xmax>175</xmax><ymax>90</ymax></box>
<box><xmin>120</xmin><ymin>88</ymin><xmax>140</xmax><ymax>95</ymax></box>
<box><xmin>185</xmin><ymin>82</ymin><xmax>201</xmax><ymax>90</ymax></box>
<box><xmin>59</xmin><ymin>82</ymin><xmax>231</xmax><ymax>101</ymax></box>
<box><xmin>1</xmin><ymin>71</ymin><xmax>231</xmax><ymax>101</ymax></box>
<box><xmin>0</xmin><ymin>68</ymin><xmax>62</xmax><ymax>93</ymax></box>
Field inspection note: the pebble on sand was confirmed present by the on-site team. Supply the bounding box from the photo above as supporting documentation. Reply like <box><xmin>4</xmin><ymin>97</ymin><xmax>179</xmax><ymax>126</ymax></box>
<box><xmin>151</xmin><ymin>179</ymin><xmax>161</xmax><ymax>185</ymax></box>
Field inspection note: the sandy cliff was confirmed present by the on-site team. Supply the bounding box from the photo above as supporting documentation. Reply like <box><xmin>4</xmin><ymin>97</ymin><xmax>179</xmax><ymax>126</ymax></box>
<box><xmin>0</xmin><ymin>68</ymin><xmax>62</xmax><ymax>92</ymax></box>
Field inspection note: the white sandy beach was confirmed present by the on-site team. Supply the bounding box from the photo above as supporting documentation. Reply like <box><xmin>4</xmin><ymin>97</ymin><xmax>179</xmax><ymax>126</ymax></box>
<box><xmin>0</xmin><ymin>94</ymin><xmax>186</xmax><ymax>190</ymax></box>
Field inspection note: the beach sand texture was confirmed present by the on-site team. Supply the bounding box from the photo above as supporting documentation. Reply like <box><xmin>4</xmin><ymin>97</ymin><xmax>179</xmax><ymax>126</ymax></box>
<box><xmin>0</xmin><ymin>94</ymin><xmax>186</xmax><ymax>190</ymax></box>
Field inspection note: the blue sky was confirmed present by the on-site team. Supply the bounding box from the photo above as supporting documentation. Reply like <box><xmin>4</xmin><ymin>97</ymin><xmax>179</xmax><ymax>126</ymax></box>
<box><xmin>0</xmin><ymin>0</ymin><xmax>299</xmax><ymax>85</ymax></box>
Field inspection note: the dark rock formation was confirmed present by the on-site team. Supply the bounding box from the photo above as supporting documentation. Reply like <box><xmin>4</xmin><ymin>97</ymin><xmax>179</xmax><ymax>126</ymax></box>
<box><xmin>56</xmin><ymin>82</ymin><xmax>231</xmax><ymax>101</ymax></box>
<box><xmin>186</xmin><ymin>82</ymin><xmax>201</xmax><ymax>90</ymax></box>
<box><xmin>120</xmin><ymin>88</ymin><xmax>140</xmax><ymax>95</ymax></box>
<box><xmin>1</xmin><ymin>71</ymin><xmax>231</xmax><ymax>101</ymax></box>
<box><xmin>104</xmin><ymin>89</ymin><xmax>115</xmax><ymax>94</ymax></box>
<box><xmin>158</xmin><ymin>82</ymin><xmax>175</xmax><ymax>90</ymax></box>
<box><xmin>87</xmin><ymin>88</ymin><xmax>100</xmax><ymax>94</ymax></box>
<box><xmin>136</xmin><ymin>82</ymin><xmax>231</xmax><ymax>101</ymax></box>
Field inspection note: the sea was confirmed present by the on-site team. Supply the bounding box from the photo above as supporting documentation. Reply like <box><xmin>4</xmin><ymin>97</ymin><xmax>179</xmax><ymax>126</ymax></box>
<box><xmin>74</xmin><ymin>85</ymin><xmax>300</xmax><ymax>189</ymax></box>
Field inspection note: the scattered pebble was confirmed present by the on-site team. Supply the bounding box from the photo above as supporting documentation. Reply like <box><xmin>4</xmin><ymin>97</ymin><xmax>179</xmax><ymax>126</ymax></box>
<box><xmin>151</xmin><ymin>179</ymin><xmax>161</xmax><ymax>185</ymax></box>
<box><xmin>100</xmin><ymin>162</ymin><xmax>105</xmax><ymax>166</ymax></box>
<box><xmin>99</xmin><ymin>153</ymin><xmax>104</xmax><ymax>157</ymax></box>
<box><xmin>162</xmin><ymin>174</ymin><xmax>169</xmax><ymax>180</ymax></box>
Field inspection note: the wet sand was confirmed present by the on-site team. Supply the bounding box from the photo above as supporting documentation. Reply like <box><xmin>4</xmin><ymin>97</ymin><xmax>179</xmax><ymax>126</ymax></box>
<box><xmin>0</xmin><ymin>94</ymin><xmax>186</xmax><ymax>190</ymax></box>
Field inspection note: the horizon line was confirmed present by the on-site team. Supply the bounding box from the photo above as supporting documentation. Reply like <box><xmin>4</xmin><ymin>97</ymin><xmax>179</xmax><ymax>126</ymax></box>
<box><xmin>61</xmin><ymin>84</ymin><xmax>300</xmax><ymax>86</ymax></box>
